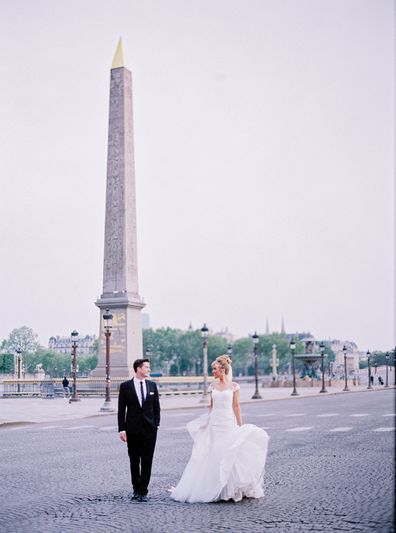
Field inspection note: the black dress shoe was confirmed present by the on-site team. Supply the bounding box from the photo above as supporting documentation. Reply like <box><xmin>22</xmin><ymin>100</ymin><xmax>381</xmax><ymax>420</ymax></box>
<box><xmin>131</xmin><ymin>492</ymin><xmax>140</xmax><ymax>500</ymax></box>
<box><xmin>138</xmin><ymin>494</ymin><xmax>148</xmax><ymax>502</ymax></box>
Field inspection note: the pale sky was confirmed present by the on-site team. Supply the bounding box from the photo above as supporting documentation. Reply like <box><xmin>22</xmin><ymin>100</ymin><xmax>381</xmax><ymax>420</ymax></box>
<box><xmin>0</xmin><ymin>0</ymin><xmax>394</xmax><ymax>351</ymax></box>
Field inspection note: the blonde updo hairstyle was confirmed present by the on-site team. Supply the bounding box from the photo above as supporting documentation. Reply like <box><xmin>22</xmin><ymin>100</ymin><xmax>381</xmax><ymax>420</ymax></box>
<box><xmin>211</xmin><ymin>355</ymin><xmax>232</xmax><ymax>375</ymax></box>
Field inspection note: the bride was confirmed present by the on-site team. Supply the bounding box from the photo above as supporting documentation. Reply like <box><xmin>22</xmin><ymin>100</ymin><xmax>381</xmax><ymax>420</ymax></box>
<box><xmin>171</xmin><ymin>355</ymin><xmax>270</xmax><ymax>503</ymax></box>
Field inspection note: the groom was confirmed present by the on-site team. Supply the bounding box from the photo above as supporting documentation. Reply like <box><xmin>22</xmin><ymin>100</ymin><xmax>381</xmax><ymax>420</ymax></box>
<box><xmin>118</xmin><ymin>358</ymin><xmax>161</xmax><ymax>502</ymax></box>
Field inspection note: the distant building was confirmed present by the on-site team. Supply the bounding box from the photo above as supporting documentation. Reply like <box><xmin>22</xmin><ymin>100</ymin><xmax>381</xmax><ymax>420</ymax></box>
<box><xmin>48</xmin><ymin>335</ymin><xmax>97</xmax><ymax>356</ymax></box>
<box><xmin>213</xmin><ymin>328</ymin><xmax>235</xmax><ymax>344</ymax></box>
<box><xmin>330</xmin><ymin>339</ymin><xmax>360</xmax><ymax>374</ymax></box>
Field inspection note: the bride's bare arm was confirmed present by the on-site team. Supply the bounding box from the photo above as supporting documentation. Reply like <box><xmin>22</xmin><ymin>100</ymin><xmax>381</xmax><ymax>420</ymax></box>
<box><xmin>232</xmin><ymin>389</ymin><xmax>242</xmax><ymax>426</ymax></box>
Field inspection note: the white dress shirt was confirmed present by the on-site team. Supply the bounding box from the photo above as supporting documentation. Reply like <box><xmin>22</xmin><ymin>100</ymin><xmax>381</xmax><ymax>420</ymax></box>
<box><xmin>134</xmin><ymin>378</ymin><xmax>147</xmax><ymax>406</ymax></box>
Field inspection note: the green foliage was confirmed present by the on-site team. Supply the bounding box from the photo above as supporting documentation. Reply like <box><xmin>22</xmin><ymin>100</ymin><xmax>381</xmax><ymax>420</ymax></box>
<box><xmin>89</xmin><ymin>338</ymin><xmax>99</xmax><ymax>357</ymax></box>
<box><xmin>142</xmin><ymin>328</ymin><xmax>336</xmax><ymax>377</ymax></box>
<box><xmin>359</xmin><ymin>351</ymin><xmax>395</xmax><ymax>369</ymax></box>
<box><xmin>1</xmin><ymin>326</ymin><xmax>40</xmax><ymax>354</ymax></box>
<box><xmin>143</xmin><ymin>328</ymin><xmax>228</xmax><ymax>375</ymax></box>
<box><xmin>24</xmin><ymin>350</ymin><xmax>69</xmax><ymax>377</ymax></box>
<box><xmin>78</xmin><ymin>354</ymin><xmax>98</xmax><ymax>374</ymax></box>
<box><xmin>23</xmin><ymin>350</ymin><xmax>98</xmax><ymax>377</ymax></box>
<box><xmin>231</xmin><ymin>337</ymin><xmax>255</xmax><ymax>376</ymax></box>
<box><xmin>0</xmin><ymin>353</ymin><xmax>14</xmax><ymax>374</ymax></box>
<box><xmin>229</xmin><ymin>334</ymin><xmax>308</xmax><ymax>376</ymax></box>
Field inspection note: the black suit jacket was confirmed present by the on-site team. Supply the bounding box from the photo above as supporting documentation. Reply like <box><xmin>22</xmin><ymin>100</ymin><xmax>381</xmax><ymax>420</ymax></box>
<box><xmin>118</xmin><ymin>378</ymin><xmax>161</xmax><ymax>433</ymax></box>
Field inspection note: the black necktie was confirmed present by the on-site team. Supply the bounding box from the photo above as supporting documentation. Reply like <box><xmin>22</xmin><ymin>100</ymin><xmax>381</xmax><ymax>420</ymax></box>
<box><xmin>140</xmin><ymin>381</ymin><xmax>145</xmax><ymax>405</ymax></box>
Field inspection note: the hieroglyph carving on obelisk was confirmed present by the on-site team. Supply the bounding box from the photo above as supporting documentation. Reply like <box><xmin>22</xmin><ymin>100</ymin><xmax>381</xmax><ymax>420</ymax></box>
<box><xmin>92</xmin><ymin>38</ymin><xmax>145</xmax><ymax>378</ymax></box>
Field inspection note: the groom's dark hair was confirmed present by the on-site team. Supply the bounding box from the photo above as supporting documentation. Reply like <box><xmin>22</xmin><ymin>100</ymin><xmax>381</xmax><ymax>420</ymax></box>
<box><xmin>133</xmin><ymin>358</ymin><xmax>150</xmax><ymax>373</ymax></box>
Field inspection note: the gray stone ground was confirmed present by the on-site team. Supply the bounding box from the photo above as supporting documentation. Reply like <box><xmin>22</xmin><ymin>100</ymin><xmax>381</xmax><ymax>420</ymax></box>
<box><xmin>0</xmin><ymin>390</ymin><xmax>394</xmax><ymax>532</ymax></box>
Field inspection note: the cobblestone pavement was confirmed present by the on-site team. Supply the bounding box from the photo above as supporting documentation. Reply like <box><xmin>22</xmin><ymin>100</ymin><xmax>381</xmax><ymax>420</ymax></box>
<box><xmin>0</xmin><ymin>390</ymin><xmax>394</xmax><ymax>532</ymax></box>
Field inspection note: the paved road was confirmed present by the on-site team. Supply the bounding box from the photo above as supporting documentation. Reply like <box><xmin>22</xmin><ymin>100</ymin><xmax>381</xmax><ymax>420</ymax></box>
<box><xmin>0</xmin><ymin>390</ymin><xmax>394</xmax><ymax>532</ymax></box>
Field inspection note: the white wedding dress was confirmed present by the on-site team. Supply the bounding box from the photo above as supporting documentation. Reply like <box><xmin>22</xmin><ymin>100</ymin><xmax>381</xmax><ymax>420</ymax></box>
<box><xmin>171</xmin><ymin>383</ymin><xmax>269</xmax><ymax>503</ymax></box>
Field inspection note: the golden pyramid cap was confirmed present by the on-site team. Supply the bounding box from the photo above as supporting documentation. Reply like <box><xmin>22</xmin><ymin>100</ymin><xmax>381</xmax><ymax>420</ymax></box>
<box><xmin>111</xmin><ymin>37</ymin><xmax>125</xmax><ymax>69</ymax></box>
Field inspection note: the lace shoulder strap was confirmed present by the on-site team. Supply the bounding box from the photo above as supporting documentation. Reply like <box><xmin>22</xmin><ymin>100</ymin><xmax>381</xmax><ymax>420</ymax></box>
<box><xmin>208</xmin><ymin>382</ymin><xmax>214</xmax><ymax>393</ymax></box>
<box><xmin>231</xmin><ymin>382</ymin><xmax>240</xmax><ymax>392</ymax></box>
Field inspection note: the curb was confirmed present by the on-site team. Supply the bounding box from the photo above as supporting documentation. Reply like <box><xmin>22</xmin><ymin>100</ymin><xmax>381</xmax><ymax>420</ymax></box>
<box><xmin>0</xmin><ymin>421</ymin><xmax>36</xmax><ymax>428</ymax></box>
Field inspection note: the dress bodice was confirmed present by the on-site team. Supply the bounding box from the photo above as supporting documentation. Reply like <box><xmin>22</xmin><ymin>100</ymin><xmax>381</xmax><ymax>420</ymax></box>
<box><xmin>209</xmin><ymin>384</ymin><xmax>240</xmax><ymax>429</ymax></box>
<box><xmin>212</xmin><ymin>388</ymin><xmax>234</xmax><ymax>411</ymax></box>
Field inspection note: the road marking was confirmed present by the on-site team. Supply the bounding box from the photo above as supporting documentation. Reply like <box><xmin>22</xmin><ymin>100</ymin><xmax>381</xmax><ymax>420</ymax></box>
<box><xmin>328</xmin><ymin>427</ymin><xmax>353</xmax><ymax>432</ymax></box>
<box><xmin>317</xmin><ymin>413</ymin><xmax>339</xmax><ymax>417</ymax></box>
<box><xmin>40</xmin><ymin>426</ymin><xmax>63</xmax><ymax>430</ymax></box>
<box><xmin>373</xmin><ymin>427</ymin><xmax>395</xmax><ymax>432</ymax></box>
<box><xmin>382</xmin><ymin>414</ymin><xmax>396</xmax><ymax>417</ymax></box>
<box><xmin>349</xmin><ymin>414</ymin><xmax>369</xmax><ymax>417</ymax></box>
<box><xmin>261</xmin><ymin>427</ymin><xmax>271</xmax><ymax>430</ymax></box>
<box><xmin>163</xmin><ymin>426</ymin><xmax>186</xmax><ymax>431</ymax></box>
<box><xmin>251</xmin><ymin>414</ymin><xmax>276</xmax><ymax>417</ymax></box>
<box><xmin>98</xmin><ymin>426</ymin><xmax>117</xmax><ymax>431</ymax></box>
<box><xmin>285</xmin><ymin>426</ymin><xmax>313</xmax><ymax>432</ymax></box>
<box><xmin>166</xmin><ymin>413</ymin><xmax>191</xmax><ymax>417</ymax></box>
<box><xmin>67</xmin><ymin>425</ymin><xmax>95</xmax><ymax>430</ymax></box>
<box><xmin>285</xmin><ymin>413</ymin><xmax>305</xmax><ymax>417</ymax></box>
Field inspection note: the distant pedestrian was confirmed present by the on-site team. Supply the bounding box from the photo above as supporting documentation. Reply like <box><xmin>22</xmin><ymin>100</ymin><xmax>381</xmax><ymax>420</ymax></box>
<box><xmin>370</xmin><ymin>375</ymin><xmax>374</xmax><ymax>385</ymax></box>
<box><xmin>62</xmin><ymin>376</ymin><xmax>70</xmax><ymax>398</ymax></box>
<box><xmin>378</xmin><ymin>376</ymin><xmax>384</xmax><ymax>385</ymax></box>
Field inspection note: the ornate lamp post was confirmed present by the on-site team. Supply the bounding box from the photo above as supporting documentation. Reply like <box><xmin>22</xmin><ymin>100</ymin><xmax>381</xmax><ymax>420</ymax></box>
<box><xmin>342</xmin><ymin>345</ymin><xmax>350</xmax><ymax>392</ymax></box>
<box><xmin>385</xmin><ymin>352</ymin><xmax>389</xmax><ymax>388</ymax></box>
<box><xmin>251</xmin><ymin>332</ymin><xmax>262</xmax><ymax>399</ymax></box>
<box><xmin>367</xmin><ymin>351</ymin><xmax>372</xmax><ymax>389</ymax></box>
<box><xmin>290</xmin><ymin>338</ymin><xmax>299</xmax><ymax>396</ymax></box>
<box><xmin>69</xmin><ymin>330</ymin><xmax>80</xmax><ymax>402</ymax></box>
<box><xmin>200</xmin><ymin>323</ymin><xmax>209</xmax><ymax>403</ymax></box>
<box><xmin>101</xmin><ymin>308</ymin><xmax>114</xmax><ymax>411</ymax></box>
<box><xmin>15</xmin><ymin>348</ymin><xmax>22</xmax><ymax>393</ymax></box>
<box><xmin>319</xmin><ymin>342</ymin><xmax>327</xmax><ymax>393</ymax></box>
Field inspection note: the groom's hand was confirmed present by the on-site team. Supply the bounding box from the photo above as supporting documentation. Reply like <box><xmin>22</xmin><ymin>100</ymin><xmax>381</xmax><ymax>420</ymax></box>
<box><xmin>119</xmin><ymin>431</ymin><xmax>127</xmax><ymax>442</ymax></box>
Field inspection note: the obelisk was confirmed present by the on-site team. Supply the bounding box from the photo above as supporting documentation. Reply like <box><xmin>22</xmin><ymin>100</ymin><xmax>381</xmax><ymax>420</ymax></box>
<box><xmin>92</xmin><ymin>38</ymin><xmax>145</xmax><ymax>378</ymax></box>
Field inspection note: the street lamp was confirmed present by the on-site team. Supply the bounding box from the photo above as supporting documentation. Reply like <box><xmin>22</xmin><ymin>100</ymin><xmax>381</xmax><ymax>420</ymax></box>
<box><xmin>251</xmin><ymin>332</ymin><xmax>262</xmax><ymax>399</ymax></box>
<box><xmin>101</xmin><ymin>308</ymin><xmax>114</xmax><ymax>411</ymax></box>
<box><xmin>227</xmin><ymin>343</ymin><xmax>233</xmax><ymax>357</ymax></box>
<box><xmin>319</xmin><ymin>342</ymin><xmax>327</xmax><ymax>393</ymax></box>
<box><xmin>200</xmin><ymin>323</ymin><xmax>209</xmax><ymax>403</ymax></box>
<box><xmin>342</xmin><ymin>345</ymin><xmax>350</xmax><ymax>392</ymax></box>
<box><xmin>290</xmin><ymin>339</ymin><xmax>299</xmax><ymax>396</ymax></box>
<box><xmin>385</xmin><ymin>352</ymin><xmax>389</xmax><ymax>388</ymax></box>
<box><xmin>69</xmin><ymin>330</ymin><xmax>80</xmax><ymax>402</ymax></box>
<box><xmin>367</xmin><ymin>351</ymin><xmax>372</xmax><ymax>389</ymax></box>
<box><xmin>15</xmin><ymin>348</ymin><xmax>22</xmax><ymax>393</ymax></box>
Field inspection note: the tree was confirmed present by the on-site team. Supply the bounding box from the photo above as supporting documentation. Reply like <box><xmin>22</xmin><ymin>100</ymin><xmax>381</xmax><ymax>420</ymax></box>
<box><xmin>89</xmin><ymin>338</ymin><xmax>99</xmax><ymax>357</ymax></box>
<box><xmin>0</xmin><ymin>353</ymin><xmax>14</xmax><ymax>374</ymax></box>
<box><xmin>230</xmin><ymin>338</ymin><xmax>253</xmax><ymax>376</ymax></box>
<box><xmin>24</xmin><ymin>349</ymin><xmax>68</xmax><ymax>377</ymax></box>
<box><xmin>2</xmin><ymin>326</ymin><xmax>40</xmax><ymax>354</ymax></box>
<box><xmin>143</xmin><ymin>328</ymin><xmax>228</xmax><ymax>375</ymax></box>
<box><xmin>78</xmin><ymin>354</ymin><xmax>98</xmax><ymax>375</ymax></box>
